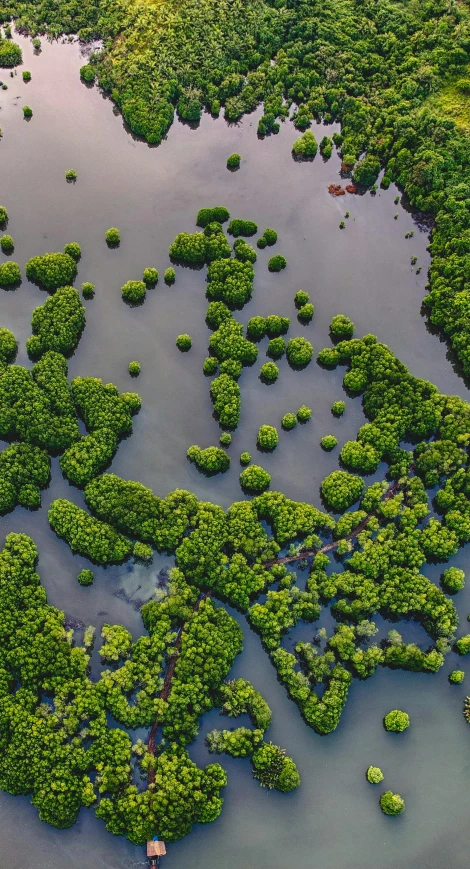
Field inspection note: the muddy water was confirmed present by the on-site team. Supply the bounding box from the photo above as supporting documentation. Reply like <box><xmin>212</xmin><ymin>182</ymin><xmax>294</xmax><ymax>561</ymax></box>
<box><xmin>0</xmin><ymin>33</ymin><xmax>469</xmax><ymax>869</ymax></box>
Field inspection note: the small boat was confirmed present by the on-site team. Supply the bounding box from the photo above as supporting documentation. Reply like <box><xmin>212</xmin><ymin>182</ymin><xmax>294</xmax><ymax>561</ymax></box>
<box><xmin>147</xmin><ymin>838</ymin><xmax>166</xmax><ymax>868</ymax></box>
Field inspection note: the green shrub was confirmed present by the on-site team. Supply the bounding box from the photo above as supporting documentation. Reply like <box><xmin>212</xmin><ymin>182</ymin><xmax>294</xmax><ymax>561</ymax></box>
<box><xmin>456</xmin><ymin>635</ymin><xmax>470</xmax><ymax>655</ymax></box>
<box><xmin>207</xmin><ymin>258</ymin><xmax>253</xmax><ymax>306</ymax></box>
<box><xmin>22</xmin><ymin>105</ymin><xmax>33</xmax><ymax>118</ymax></box>
<box><xmin>82</xmin><ymin>282</ymin><xmax>95</xmax><ymax>298</ymax></box>
<box><xmin>0</xmin><ymin>327</ymin><xmax>17</xmax><ymax>361</ymax></box>
<box><xmin>260</xmin><ymin>362</ymin><xmax>279</xmax><ymax>381</ymax></box>
<box><xmin>0</xmin><ymin>38</ymin><xmax>22</xmax><ymax>67</ymax></box>
<box><xmin>128</xmin><ymin>361</ymin><xmax>141</xmax><ymax>376</ymax></box>
<box><xmin>263</xmin><ymin>229</ymin><xmax>277</xmax><ymax>246</ymax></box>
<box><xmin>220</xmin><ymin>359</ymin><xmax>242</xmax><ymax>378</ymax></box>
<box><xmin>0</xmin><ymin>261</ymin><xmax>21</xmax><ymax>287</ymax></box>
<box><xmin>164</xmin><ymin>267</ymin><xmax>176</xmax><ymax>284</ymax></box>
<box><xmin>384</xmin><ymin>710</ymin><xmax>410</xmax><ymax>732</ymax></box>
<box><xmin>257</xmin><ymin>237</ymin><xmax>267</xmax><ymax>249</ymax></box>
<box><xmin>320</xmin><ymin>136</ymin><xmax>333</xmax><ymax>158</ymax></box>
<box><xmin>32</xmin><ymin>38</ymin><xmax>41</xmax><ymax>50</ymax></box>
<box><xmin>321</xmin><ymin>435</ymin><xmax>337</xmax><ymax>451</ymax></box>
<box><xmin>64</xmin><ymin>242</ymin><xmax>81</xmax><ymax>261</ymax></box>
<box><xmin>49</xmin><ymin>499</ymin><xmax>132</xmax><ymax>563</ymax></box>
<box><xmin>247</xmin><ymin>316</ymin><xmax>267</xmax><ymax>339</ymax></box>
<box><xmin>80</xmin><ymin>64</ymin><xmax>95</xmax><ymax>83</ymax></box>
<box><xmin>321</xmin><ymin>470</ymin><xmax>365</xmax><ymax>511</ymax></box>
<box><xmin>187</xmin><ymin>445</ymin><xmax>230</xmax><ymax>474</ymax></box>
<box><xmin>233</xmin><ymin>238</ymin><xmax>257</xmax><ymax>263</ymax></box>
<box><xmin>298</xmin><ymin>303</ymin><xmax>314</xmax><ymax>322</ymax></box>
<box><xmin>227</xmin><ymin>153</ymin><xmax>241</xmax><ymax>168</ymax></box>
<box><xmin>0</xmin><ymin>234</ymin><xmax>14</xmax><ymax>254</ymax></box>
<box><xmin>297</xmin><ymin>405</ymin><xmax>312</xmax><ymax>422</ymax></box>
<box><xmin>133</xmin><ymin>541</ymin><xmax>153</xmax><ymax>561</ymax></box>
<box><xmin>209</xmin><ymin>319</ymin><xmax>257</xmax><ymax>364</ymax></box>
<box><xmin>0</xmin><ymin>443</ymin><xmax>50</xmax><ymax>514</ymax></box>
<box><xmin>330</xmin><ymin>314</ymin><xmax>355</xmax><ymax>339</ymax></box>
<box><xmin>59</xmin><ymin>429</ymin><xmax>118</xmax><ymax>486</ymax></box>
<box><xmin>203</xmin><ymin>356</ymin><xmax>219</xmax><ymax>375</ymax></box>
<box><xmin>257</xmin><ymin>425</ymin><xmax>278</xmax><ymax>450</ymax></box>
<box><xmin>282</xmin><ymin>413</ymin><xmax>297</xmax><ymax>430</ymax></box>
<box><xmin>353</xmin><ymin>154</ymin><xmax>381</xmax><ymax>186</ymax></box>
<box><xmin>65</xmin><ymin>169</ymin><xmax>77</xmax><ymax>181</ymax></box>
<box><xmin>292</xmin><ymin>131</ymin><xmax>318</xmax><ymax>158</ymax></box>
<box><xmin>366</xmin><ymin>766</ymin><xmax>384</xmax><ymax>784</ymax></box>
<box><xmin>78</xmin><ymin>568</ymin><xmax>94</xmax><ymax>586</ymax></box>
<box><xmin>206</xmin><ymin>301</ymin><xmax>232</xmax><ymax>330</ymax></box>
<box><xmin>71</xmin><ymin>376</ymin><xmax>140</xmax><ymax>436</ymax></box>
<box><xmin>380</xmin><ymin>792</ymin><xmax>405</xmax><ymax>816</ymax></box>
<box><xmin>228</xmin><ymin>219</ymin><xmax>258</xmax><ymax>237</ymax></box>
<box><xmin>240</xmin><ymin>465</ymin><xmax>271</xmax><ymax>493</ymax></box>
<box><xmin>122</xmin><ymin>280</ymin><xmax>146</xmax><ymax>302</ymax></box>
<box><xmin>203</xmin><ymin>221</ymin><xmax>224</xmax><ymax>238</ymax></box>
<box><xmin>143</xmin><ymin>267</ymin><xmax>159</xmax><ymax>285</ymax></box>
<box><xmin>449</xmin><ymin>670</ymin><xmax>465</xmax><ymax>683</ymax></box>
<box><xmin>286</xmin><ymin>337</ymin><xmax>313</xmax><ymax>366</ymax></box>
<box><xmin>252</xmin><ymin>743</ymin><xmax>300</xmax><ymax>792</ymax></box>
<box><xmin>332</xmin><ymin>400</ymin><xmax>346</xmax><ymax>416</ymax></box>
<box><xmin>441</xmin><ymin>567</ymin><xmax>465</xmax><ymax>593</ymax></box>
<box><xmin>28</xmin><ymin>287</ymin><xmax>85</xmax><ymax>357</ymax></box>
<box><xmin>169</xmin><ymin>232</ymin><xmax>207</xmax><ymax>262</ymax></box>
<box><xmin>340</xmin><ymin>440</ymin><xmax>380</xmax><ymax>473</ymax></box>
<box><xmin>219</xmin><ymin>432</ymin><xmax>232</xmax><ymax>446</ymax></box>
<box><xmin>176</xmin><ymin>334</ymin><xmax>192</xmax><ymax>351</ymax></box>
<box><xmin>196</xmin><ymin>207</ymin><xmax>230</xmax><ymax>227</ymax></box>
<box><xmin>268</xmin><ymin>255</ymin><xmax>287</xmax><ymax>272</ymax></box>
<box><xmin>295</xmin><ymin>290</ymin><xmax>309</xmax><ymax>308</ymax></box>
<box><xmin>240</xmin><ymin>452</ymin><xmax>251</xmax><ymax>465</ymax></box>
<box><xmin>0</xmin><ymin>206</ymin><xmax>7</xmax><ymax>226</ymax></box>
<box><xmin>105</xmin><ymin>227</ymin><xmax>120</xmax><ymax>245</ymax></box>
<box><xmin>26</xmin><ymin>252</ymin><xmax>77</xmax><ymax>290</ymax></box>
<box><xmin>265</xmin><ymin>315</ymin><xmax>290</xmax><ymax>336</ymax></box>
<box><xmin>318</xmin><ymin>348</ymin><xmax>340</xmax><ymax>367</ymax></box>
<box><xmin>211</xmin><ymin>374</ymin><xmax>241</xmax><ymax>428</ymax></box>
<box><xmin>267</xmin><ymin>337</ymin><xmax>286</xmax><ymax>359</ymax></box>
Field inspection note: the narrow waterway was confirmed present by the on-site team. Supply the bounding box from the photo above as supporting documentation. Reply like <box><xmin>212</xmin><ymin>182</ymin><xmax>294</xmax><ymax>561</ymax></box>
<box><xmin>0</xmin><ymin>34</ymin><xmax>469</xmax><ymax>869</ymax></box>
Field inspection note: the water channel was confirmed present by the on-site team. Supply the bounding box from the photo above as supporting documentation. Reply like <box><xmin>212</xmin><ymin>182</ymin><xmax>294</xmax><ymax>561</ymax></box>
<box><xmin>0</xmin><ymin>33</ymin><xmax>469</xmax><ymax>869</ymax></box>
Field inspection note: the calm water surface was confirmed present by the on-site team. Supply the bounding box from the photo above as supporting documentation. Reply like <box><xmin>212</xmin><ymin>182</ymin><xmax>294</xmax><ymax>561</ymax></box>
<box><xmin>0</xmin><ymin>34</ymin><xmax>469</xmax><ymax>869</ymax></box>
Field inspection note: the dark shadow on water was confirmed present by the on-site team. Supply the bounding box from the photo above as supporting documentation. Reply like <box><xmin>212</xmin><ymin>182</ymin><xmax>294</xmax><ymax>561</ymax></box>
<box><xmin>0</xmin><ymin>280</ymin><xmax>22</xmax><ymax>292</ymax></box>
<box><xmin>122</xmin><ymin>296</ymin><xmax>145</xmax><ymax>308</ymax></box>
<box><xmin>170</xmin><ymin>256</ymin><xmax>205</xmax><ymax>272</ymax></box>
<box><xmin>176</xmin><ymin>116</ymin><xmax>201</xmax><ymax>132</ymax></box>
<box><xmin>259</xmin><ymin>374</ymin><xmax>278</xmax><ymax>385</ymax></box>
<box><xmin>291</xmin><ymin>153</ymin><xmax>316</xmax><ymax>164</ymax></box>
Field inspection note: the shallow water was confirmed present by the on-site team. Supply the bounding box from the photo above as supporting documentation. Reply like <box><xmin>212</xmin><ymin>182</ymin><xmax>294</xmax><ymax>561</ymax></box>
<box><xmin>0</xmin><ymin>34</ymin><xmax>470</xmax><ymax>869</ymax></box>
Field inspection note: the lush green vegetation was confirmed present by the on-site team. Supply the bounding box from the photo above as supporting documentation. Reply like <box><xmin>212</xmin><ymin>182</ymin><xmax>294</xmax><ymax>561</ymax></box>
<box><xmin>380</xmin><ymin>792</ymin><xmax>405</xmax><ymax>816</ymax></box>
<box><xmin>227</xmin><ymin>153</ymin><xmax>241</xmax><ymax>169</ymax></box>
<box><xmin>292</xmin><ymin>131</ymin><xmax>318</xmax><ymax>159</ymax></box>
<box><xmin>122</xmin><ymin>280</ymin><xmax>146</xmax><ymax>302</ymax></box>
<box><xmin>187</xmin><ymin>445</ymin><xmax>230</xmax><ymax>474</ymax></box>
<box><xmin>176</xmin><ymin>333</ymin><xmax>192</xmax><ymax>351</ymax></box>
<box><xmin>0</xmin><ymin>37</ymin><xmax>22</xmax><ymax>67</ymax></box>
<box><xmin>10</xmin><ymin>0</ymin><xmax>470</xmax><ymax>371</ymax></box>
<box><xmin>27</xmin><ymin>287</ymin><xmax>85</xmax><ymax>358</ymax></box>
<box><xmin>0</xmin><ymin>261</ymin><xmax>21</xmax><ymax>287</ymax></box>
<box><xmin>26</xmin><ymin>252</ymin><xmax>77</xmax><ymax>290</ymax></box>
<box><xmin>366</xmin><ymin>766</ymin><xmax>383</xmax><ymax>784</ymax></box>
<box><xmin>384</xmin><ymin>710</ymin><xmax>410</xmax><ymax>732</ymax></box>
<box><xmin>0</xmin><ymin>234</ymin><xmax>14</xmax><ymax>254</ymax></box>
<box><xmin>105</xmin><ymin>227</ymin><xmax>120</xmax><ymax>245</ymax></box>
